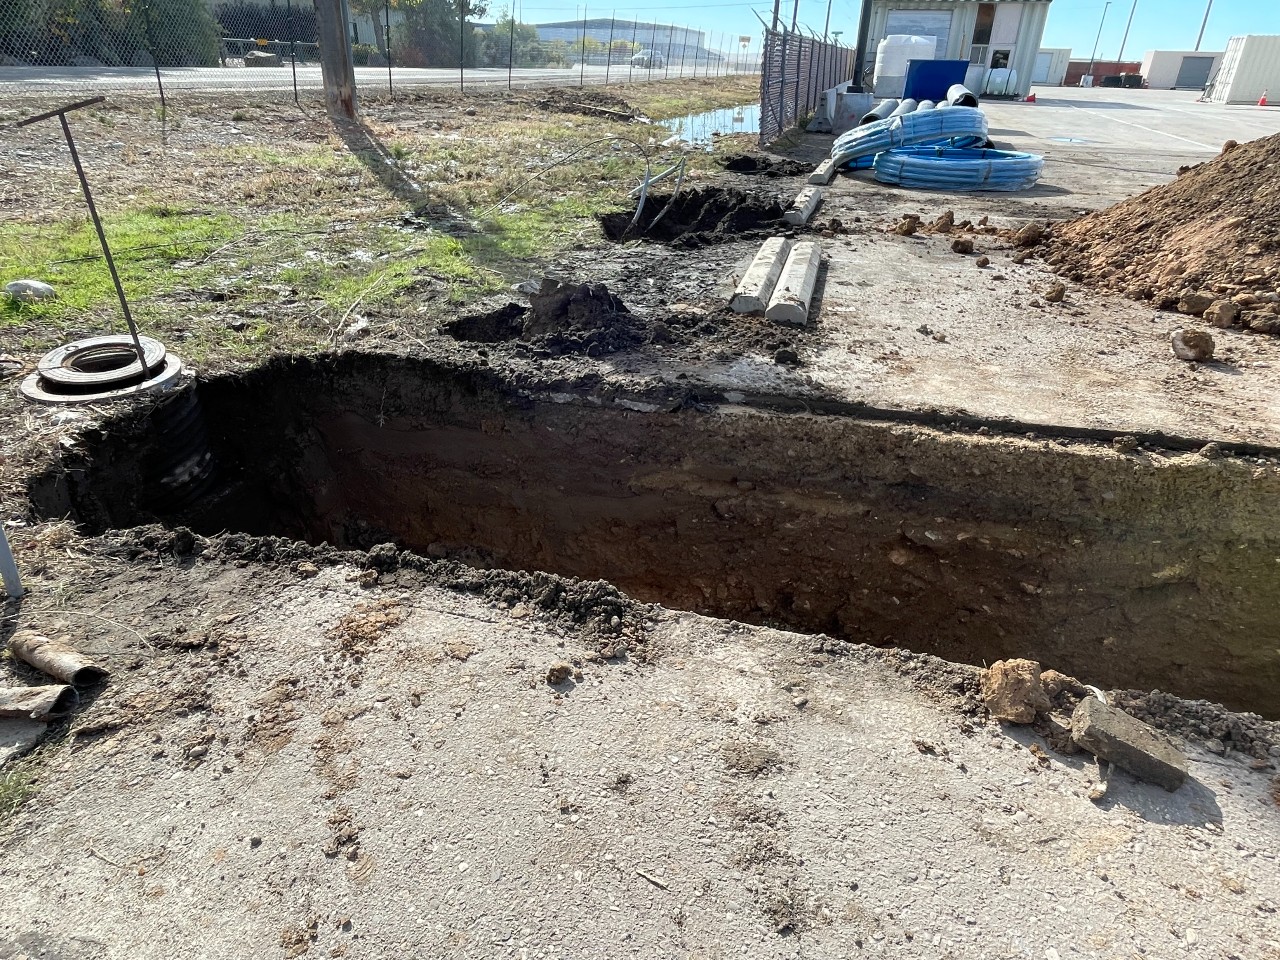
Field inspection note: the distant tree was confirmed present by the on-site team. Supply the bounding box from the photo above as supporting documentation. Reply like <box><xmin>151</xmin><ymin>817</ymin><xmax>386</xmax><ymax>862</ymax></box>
<box><xmin>392</xmin><ymin>0</ymin><xmax>488</xmax><ymax>68</ymax></box>
<box><xmin>474</xmin><ymin>16</ymin><xmax>546</xmax><ymax>68</ymax></box>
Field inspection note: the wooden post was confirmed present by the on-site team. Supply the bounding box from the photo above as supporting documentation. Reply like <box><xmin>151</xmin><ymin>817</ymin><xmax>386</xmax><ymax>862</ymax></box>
<box><xmin>315</xmin><ymin>0</ymin><xmax>357</xmax><ymax>119</ymax></box>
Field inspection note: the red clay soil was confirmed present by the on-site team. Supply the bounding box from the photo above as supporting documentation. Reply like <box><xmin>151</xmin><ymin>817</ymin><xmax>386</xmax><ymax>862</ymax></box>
<box><xmin>1044</xmin><ymin>133</ymin><xmax>1280</xmax><ymax>333</ymax></box>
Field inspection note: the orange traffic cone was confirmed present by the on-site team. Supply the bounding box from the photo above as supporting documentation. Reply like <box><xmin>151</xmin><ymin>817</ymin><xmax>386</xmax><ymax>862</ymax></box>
<box><xmin>1026</xmin><ymin>92</ymin><xmax>1036</xmax><ymax>103</ymax></box>
<box><xmin>1261</xmin><ymin>90</ymin><xmax>1270</xmax><ymax>107</ymax></box>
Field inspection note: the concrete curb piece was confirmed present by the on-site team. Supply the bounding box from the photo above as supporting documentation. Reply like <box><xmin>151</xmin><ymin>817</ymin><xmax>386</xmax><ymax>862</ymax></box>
<box><xmin>808</xmin><ymin>159</ymin><xmax>837</xmax><ymax>185</ymax></box>
<box><xmin>765</xmin><ymin>241</ymin><xmax>822</xmax><ymax>326</ymax></box>
<box><xmin>1070</xmin><ymin>696</ymin><xmax>1189</xmax><ymax>792</ymax></box>
<box><xmin>730</xmin><ymin>237</ymin><xmax>793</xmax><ymax>314</ymax></box>
<box><xmin>784</xmin><ymin>186</ymin><xmax>823</xmax><ymax>226</ymax></box>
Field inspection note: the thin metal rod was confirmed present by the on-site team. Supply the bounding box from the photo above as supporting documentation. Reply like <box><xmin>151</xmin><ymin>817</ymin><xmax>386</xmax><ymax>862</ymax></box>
<box><xmin>58</xmin><ymin>112</ymin><xmax>148</xmax><ymax>373</ymax></box>
<box><xmin>0</xmin><ymin>526</ymin><xmax>22</xmax><ymax>599</ymax></box>
<box><xmin>459</xmin><ymin>0</ymin><xmax>466</xmax><ymax>90</ymax></box>
<box><xmin>1194</xmin><ymin>0</ymin><xmax>1213</xmax><ymax>51</ymax></box>
<box><xmin>16</xmin><ymin>96</ymin><xmax>104</xmax><ymax>127</ymax></box>
<box><xmin>629</xmin><ymin>19</ymin><xmax>637</xmax><ymax>82</ymax></box>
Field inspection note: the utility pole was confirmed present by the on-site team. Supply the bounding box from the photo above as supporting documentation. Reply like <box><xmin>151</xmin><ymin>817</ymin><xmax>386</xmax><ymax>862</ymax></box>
<box><xmin>1087</xmin><ymin>0</ymin><xmax>1112</xmax><ymax>81</ymax></box>
<box><xmin>1195</xmin><ymin>0</ymin><xmax>1214</xmax><ymax>51</ymax></box>
<box><xmin>314</xmin><ymin>0</ymin><xmax>357</xmax><ymax>118</ymax></box>
<box><xmin>851</xmin><ymin>0</ymin><xmax>872</xmax><ymax>90</ymax></box>
<box><xmin>1116</xmin><ymin>0</ymin><xmax>1138</xmax><ymax>64</ymax></box>
<box><xmin>823</xmin><ymin>0</ymin><xmax>832</xmax><ymax>41</ymax></box>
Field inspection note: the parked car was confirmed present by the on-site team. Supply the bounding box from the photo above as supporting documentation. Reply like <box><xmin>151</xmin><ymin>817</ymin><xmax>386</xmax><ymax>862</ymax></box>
<box><xmin>631</xmin><ymin>51</ymin><xmax>665</xmax><ymax>69</ymax></box>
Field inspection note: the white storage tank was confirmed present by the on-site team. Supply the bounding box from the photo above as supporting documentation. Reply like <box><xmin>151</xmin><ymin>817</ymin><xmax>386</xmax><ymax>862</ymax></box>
<box><xmin>1206</xmin><ymin>35</ymin><xmax>1280</xmax><ymax>104</ymax></box>
<box><xmin>874</xmin><ymin>35</ymin><xmax>935</xmax><ymax>99</ymax></box>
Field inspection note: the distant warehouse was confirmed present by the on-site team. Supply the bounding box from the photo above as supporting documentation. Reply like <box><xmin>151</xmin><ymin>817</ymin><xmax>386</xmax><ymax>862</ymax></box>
<box><xmin>1205</xmin><ymin>35</ymin><xmax>1280</xmax><ymax>104</ymax></box>
<box><xmin>1140</xmin><ymin>50</ymin><xmax>1222</xmax><ymax>90</ymax></box>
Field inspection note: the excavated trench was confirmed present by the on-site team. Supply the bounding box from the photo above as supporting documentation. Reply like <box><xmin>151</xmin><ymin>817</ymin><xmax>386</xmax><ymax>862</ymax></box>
<box><xmin>28</xmin><ymin>353</ymin><xmax>1280</xmax><ymax>716</ymax></box>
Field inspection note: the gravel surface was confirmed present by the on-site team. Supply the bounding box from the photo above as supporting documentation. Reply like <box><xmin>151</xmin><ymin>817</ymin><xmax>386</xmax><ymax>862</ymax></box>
<box><xmin>1</xmin><ymin>554</ymin><xmax>1278</xmax><ymax>959</ymax></box>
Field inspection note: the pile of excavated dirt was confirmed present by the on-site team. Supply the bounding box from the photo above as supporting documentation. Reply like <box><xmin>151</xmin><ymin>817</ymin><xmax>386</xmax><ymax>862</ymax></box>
<box><xmin>1045</xmin><ymin>134</ymin><xmax>1280</xmax><ymax>333</ymax></box>
<box><xmin>598</xmin><ymin>186</ymin><xmax>787</xmax><ymax>247</ymax></box>
<box><xmin>720</xmin><ymin>154</ymin><xmax>811</xmax><ymax>178</ymax></box>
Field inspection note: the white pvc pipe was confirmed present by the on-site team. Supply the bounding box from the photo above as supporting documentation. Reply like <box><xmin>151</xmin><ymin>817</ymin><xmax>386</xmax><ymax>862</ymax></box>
<box><xmin>0</xmin><ymin>526</ymin><xmax>23</xmax><ymax>599</ymax></box>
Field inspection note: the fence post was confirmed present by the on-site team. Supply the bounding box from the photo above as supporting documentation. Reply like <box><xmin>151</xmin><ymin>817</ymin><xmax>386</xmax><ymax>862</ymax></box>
<box><xmin>579</xmin><ymin>8</ymin><xmax>587</xmax><ymax>86</ymax></box>
<box><xmin>664</xmin><ymin>24</ymin><xmax>674</xmax><ymax>79</ymax></box>
<box><xmin>315</xmin><ymin>0</ymin><xmax>357</xmax><ymax>118</ymax></box>
<box><xmin>508</xmin><ymin>13</ymin><xmax>515</xmax><ymax>89</ymax></box>
<box><xmin>777</xmin><ymin>28</ymin><xmax>787</xmax><ymax>133</ymax></box>
<box><xmin>459</xmin><ymin>0</ymin><xmax>466</xmax><ymax>91</ymax></box>
<box><xmin>605</xmin><ymin>14</ymin><xmax>614</xmax><ymax>85</ymax></box>
<box><xmin>286</xmin><ymin>0</ymin><xmax>299</xmax><ymax>104</ymax></box>
<box><xmin>629</xmin><ymin>19</ymin><xmax>637</xmax><ymax>82</ymax></box>
<box><xmin>793</xmin><ymin>35</ymin><xmax>803</xmax><ymax>124</ymax></box>
<box><xmin>384</xmin><ymin>0</ymin><xmax>393</xmax><ymax>95</ymax></box>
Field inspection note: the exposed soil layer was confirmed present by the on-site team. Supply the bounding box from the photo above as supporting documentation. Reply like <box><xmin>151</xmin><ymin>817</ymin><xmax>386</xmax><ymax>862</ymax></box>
<box><xmin>26</xmin><ymin>354</ymin><xmax>1280</xmax><ymax>716</ymax></box>
<box><xmin>1047</xmin><ymin>133</ymin><xmax>1280</xmax><ymax>330</ymax></box>
<box><xmin>720</xmin><ymin>154</ymin><xmax>811</xmax><ymax>177</ymax></box>
<box><xmin>598</xmin><ymin>186</ymin><xmax>787</xmax><ymax>246</ymax></box>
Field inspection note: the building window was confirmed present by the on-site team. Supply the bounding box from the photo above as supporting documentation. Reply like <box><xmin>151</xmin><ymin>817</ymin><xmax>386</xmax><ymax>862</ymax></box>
<box><xmin>969</xmin><ymin>44</ymin><xmax>988</xmax><ymax>64</ymax></box>
<box><xmin>972</xmin><ymin>3</ymin><xmax>995</xmax><ymax>46</ymax></box>
<box><xmin>991</xmin><ymin>48</ymin><xmax>1010</xmax><ymax>69</ymax></box>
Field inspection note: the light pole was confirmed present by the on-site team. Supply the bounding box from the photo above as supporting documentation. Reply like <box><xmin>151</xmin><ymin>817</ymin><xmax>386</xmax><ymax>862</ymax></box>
<box><xmin>1116</xmin><ymin>0</ymin><xmax>1137</xmax><ymax>65</ymax></box>
<box><xmin>1087</xmin><ymin>0</ymin><xmax>1112</xmax><ymax>82</ymax></box>
<box><xmin>1195</xmin><ymin>0</ymin><xmax>1214</xmax><ymax>51</ymax></box>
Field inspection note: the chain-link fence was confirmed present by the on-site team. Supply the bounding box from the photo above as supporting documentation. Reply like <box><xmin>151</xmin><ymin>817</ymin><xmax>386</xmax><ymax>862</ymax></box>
<box><xmin>0</xmin><ymin>0</ymin><xmax>759</xmax><ymax>109</ymax></box>
<box><xmin>758</xmin><ymin>26</ymin><xmax>852</xmax><ymax>144</ymax></box>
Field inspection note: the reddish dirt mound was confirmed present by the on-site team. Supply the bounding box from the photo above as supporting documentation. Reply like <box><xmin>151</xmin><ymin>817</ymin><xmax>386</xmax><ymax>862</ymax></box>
<box><xmin>1045</xmin><ymin>133</ymin><xmax>1280</xmax><ymax>333</ymax></box>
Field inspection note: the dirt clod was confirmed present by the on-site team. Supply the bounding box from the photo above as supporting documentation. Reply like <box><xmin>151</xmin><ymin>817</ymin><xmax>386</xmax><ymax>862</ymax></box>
<box><xmin>1171</xmin><ymin>328</ymin><xmax>1215</xmax><ymax>362</ymax></box>
<box><xmin>976</xmin><ymin>256</ymin><xmax>990</xmax><ymax>268</ymax></box>
<box><xmin>1043</xmin><ymin>282</ymin><xmax>1067</xmax><ymax>304</ymax></box>
<box><xmin>721</xmin><ymin>154</ymin><xmax>810</xmax><ymax>178</ymax></box>
<box><xmin>982</xmin><ymin>659</ymin><xmax>1051</xmax><ymax>723</ymax></box>
<box><xmin>546</xmin><ymin>662</ymin><xmax>573</xmax><ymax>685</ymax></box>
<box><xmin>1013</xmin><ymin>222</ymin><xmax>1045</xmax><ymax>247</ymax></box>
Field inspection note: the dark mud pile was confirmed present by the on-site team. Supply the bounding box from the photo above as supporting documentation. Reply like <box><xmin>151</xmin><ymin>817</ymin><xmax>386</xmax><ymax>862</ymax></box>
<box><xmin>720</xmin><ymin>154</ymin><xmax>811</xmax><ymax>178</ymax></box>
<box><xmin>598</xmin><ymin>186</ymin><xmax>787</xmax><ymax>247</ymax></box>
<box><xmin>1047</xmin><ymin>133</ymin><xmax>1280</xmax><ymax>332</ymax></box>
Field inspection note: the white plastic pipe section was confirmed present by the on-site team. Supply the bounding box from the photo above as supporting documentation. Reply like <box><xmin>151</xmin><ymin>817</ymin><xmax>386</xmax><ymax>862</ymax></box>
<box><xmin>0</xmin><ymin>526</ymin><xmax>23</xmax><ymax>598</ymax></box>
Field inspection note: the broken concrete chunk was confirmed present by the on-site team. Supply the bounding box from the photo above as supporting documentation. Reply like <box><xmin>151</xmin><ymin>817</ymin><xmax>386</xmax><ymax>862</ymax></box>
<box><xmin>730</xmin><ymin>237</ymin><xmax>793</xmax><ymax>314</ymax></box>
<box><xmin>764</xmin><ymin>241</ymin><xmax>821</xmax><ymax>326</ymax></box>
<box><xmin>808</xmin><ymin>158</ymin><xmax>837</xmax><ymax>186</ymax></box>
<box><xmin>783</xmin><ymin>186</ymin><xmax>822</xmax><ymax>226</ymax></box>
<box><xmin>981</xmin><ymin>658</ymin><xmax>1050</xmax><ymax>723</ymax></box>
<box><xmin>1070</xmin><ymin>696</ymin><xmax>1188</xmax><ymax>792</ymax></box>
<box><xmin>0</xmin><ymin>684</ymin><xmax>77</xmax><ymax>720</ymax></box>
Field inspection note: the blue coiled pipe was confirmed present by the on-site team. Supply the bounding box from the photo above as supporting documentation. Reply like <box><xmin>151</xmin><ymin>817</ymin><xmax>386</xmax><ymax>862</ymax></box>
<box><xmin>831</xmin><ymin>106</ymin><xmax>988</xmax><ymax>169</ymax></box>
<box><xmin>872</xmin><ymin>146</ymin><xmax>1044</xmax><ymax>191</ymax></box>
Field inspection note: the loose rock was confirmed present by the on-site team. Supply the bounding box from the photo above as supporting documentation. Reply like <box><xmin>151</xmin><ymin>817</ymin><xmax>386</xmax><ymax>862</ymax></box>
<box><xmin>981</xmin><ymin>659</ymin><xmax>1050</xmax><ymax>724</ymax></box>
<box><xmin>1202</xmin><ymin>300</ymin><xmax>1239</xmax><ymax>328</ymax></box>
<box><xmin>951</xmin><ymin>238</ymin><xmax>974</xmax><ymax>255</ymax></box>
<box><xmin>1013</xmin><ymin>222</ymin><xmax>1044</xmax><ymax>247</ymax></box>
<box><xmin>5</xmin><ymin>279</ymin><xmax>56</xmax><ymax>303</ymax></box>
<box><xmin>1171</xmin><ymin>327</ymin><xmax>1214</xmax><ymax>362</ymax></box>
<box><xmin>975</xmin><ymin>256</ymin><xmax>990</xmax><ymax>268</ymax></box>
<box><xmin>546</xmin><ymin>662</ymin><xmax>573</xmax><ymax>685</ymax></box>
<box><xmin>1043</xmin><ymin>282</ymin><xmax>1067</xmax><ymax>304</ymax></box>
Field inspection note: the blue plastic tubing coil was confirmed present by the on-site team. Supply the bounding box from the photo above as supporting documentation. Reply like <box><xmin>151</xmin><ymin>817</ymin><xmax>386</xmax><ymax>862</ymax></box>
<box><xmin>831</xmin><ymin>106</ymin><xmax>989</xmax><ymax>170</ymax></box>
<box><xmin>872</xmin><ymin>146</ymin><xmax>1045</xmax><ymax>191</ymax></box>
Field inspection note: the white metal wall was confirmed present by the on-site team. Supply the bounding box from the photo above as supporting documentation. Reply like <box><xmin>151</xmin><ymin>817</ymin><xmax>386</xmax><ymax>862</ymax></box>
<box><xmin>1208</xmin><ymin>34</ymin><xmax>1280</xmax><ymax>103</ymax></box>
<box><xmin>1033</xmin><ymin>46</ymin><xmax>1070</xmax><ymax>85</ymax></box>
<box><xmin>1140</xmin><ymin>49</ymin><xmax>1223</xmax><ymax>89</ymax></box>
<box><xmin>867</xmin><ymin>0</ymin><xmax>1049</xmax><ymax>97</ymax></box>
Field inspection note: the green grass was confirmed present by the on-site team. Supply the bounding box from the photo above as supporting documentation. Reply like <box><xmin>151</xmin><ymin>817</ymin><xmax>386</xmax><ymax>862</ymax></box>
<box><xmin>0</xmin><ymin>767</ymin><xmax>36</xmax><ymax>822</ymax></box>
<box><xmin>625</xmin><ymin>74</ymin><xmax>760</xmax><ymax>120</ymax></box>
<box><xmin>0</xmin><ymin>208</ymin><xmax>240</xmax><ymax>326</ymax></box>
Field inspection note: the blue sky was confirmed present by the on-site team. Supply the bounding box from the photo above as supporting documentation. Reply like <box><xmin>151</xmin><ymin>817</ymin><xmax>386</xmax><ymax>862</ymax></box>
<box><xmin>509</xmin><ymin>0</ymin><xmax>1279</xmax><ymax>57</ymax></box>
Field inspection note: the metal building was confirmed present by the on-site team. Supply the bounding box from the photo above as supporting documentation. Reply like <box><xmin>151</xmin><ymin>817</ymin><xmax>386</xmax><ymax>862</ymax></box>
<box><xmin>1140</xmin><ymin>49</ymin><xmax>1222</xmax><ymax>90</ymax></box>
<box><xmin>863</xmin><ymin>0</ymin><xmax>1053</xmax><ymax>99</ymax></box>
<box><xmin>1032</xmin><ymin>46</ymin><xmax>1070</xmax><ymax>85</ymax></box>
<box><xmin>1205</xmin><ymin>35</ymin><xmax>1280</xmax><ymax>104</ymax></box>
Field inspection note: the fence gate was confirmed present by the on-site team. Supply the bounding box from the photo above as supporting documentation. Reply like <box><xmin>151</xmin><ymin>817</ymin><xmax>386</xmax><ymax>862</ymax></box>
<box><xmin>758</xmin><ymin>28</ymin><xmax>854</xmax><ymax>145</ymax></box>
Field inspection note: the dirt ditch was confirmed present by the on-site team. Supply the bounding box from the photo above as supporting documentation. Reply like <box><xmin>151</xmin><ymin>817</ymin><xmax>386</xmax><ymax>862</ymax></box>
<box><xmin>598</xmin><ymin>186</ymin><xmax>787</xmax><ymax>246</ymax></box>
<box><xmin>26</xmin><ymin>353</ymin><xmax>1280</xmax><ymax>716</ymax></box>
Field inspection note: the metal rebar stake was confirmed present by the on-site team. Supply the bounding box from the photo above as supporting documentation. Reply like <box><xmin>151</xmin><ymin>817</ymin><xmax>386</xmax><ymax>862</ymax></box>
<box><xmin>0</xmin><ymin>525</ymin><xmax>22</xmax><ymax>599</ymax></box>
<box><xmin>17</xmin><ymin>98</ymin><xmax>150</xmax><ymax>375</ymax></box>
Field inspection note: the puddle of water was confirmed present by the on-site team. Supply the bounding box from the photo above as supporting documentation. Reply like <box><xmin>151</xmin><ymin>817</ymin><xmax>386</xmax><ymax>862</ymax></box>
<box><xmin>660</xmin><ymin>103</ymin><xmax>760</xmax><ymax>148</ymax></box>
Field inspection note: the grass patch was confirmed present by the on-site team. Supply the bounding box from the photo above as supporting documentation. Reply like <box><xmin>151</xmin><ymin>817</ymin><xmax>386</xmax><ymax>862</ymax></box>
<box><xmin>0</xmin><ymin>766</ymin><xmax>36</xmax><ymax>822</ymax></box>
<box><xmin>625</xmin><ymin>75</ymin><xmax>759</xmax><ymax>120</ymax></box>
